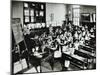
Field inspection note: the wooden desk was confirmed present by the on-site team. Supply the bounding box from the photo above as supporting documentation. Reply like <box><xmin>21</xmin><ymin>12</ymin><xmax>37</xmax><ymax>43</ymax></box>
<box><xmin>74</xmin><ymin>49</ymin><xmax>96</xmax><ymax>59</ymax></box>
<box><xmin>63</xmin><ymin>52</ymin><xmax>88</xmax><ymax>69</ymax></box>
<box><xmin>29</xmin><ymin>51</ymin><xmax>50</xmax><ymax>73</ymax></box>
<box><xmin>80</xmin><ymin>45</ymin><xmax>95</xmax><ymax>53</ymax></box>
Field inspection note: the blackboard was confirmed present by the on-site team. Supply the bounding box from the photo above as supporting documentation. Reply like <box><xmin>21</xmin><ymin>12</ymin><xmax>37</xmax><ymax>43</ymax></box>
<box><xmin>11</xmin><ymin>18</ymin><xmax>24</xmax><ymax>44</ymax></box>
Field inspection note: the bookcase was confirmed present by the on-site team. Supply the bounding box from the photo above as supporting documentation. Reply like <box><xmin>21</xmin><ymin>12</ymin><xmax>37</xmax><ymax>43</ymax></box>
<box><xmin>23</xmin><ymin>2</ymin><xmax>46</xmax><ymax>24</ymax></box>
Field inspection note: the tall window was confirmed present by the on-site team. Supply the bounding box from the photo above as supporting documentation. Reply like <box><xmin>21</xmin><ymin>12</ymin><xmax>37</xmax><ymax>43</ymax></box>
<box><xmin>72</xmin><ymin>5</ymin><xmax>80</xmax><ymax>26</ymax></box>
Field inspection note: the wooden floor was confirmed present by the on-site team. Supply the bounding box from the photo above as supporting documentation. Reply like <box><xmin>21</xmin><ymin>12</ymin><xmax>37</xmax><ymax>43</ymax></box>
<box><xmin>23</xmin><ymin>61</ymin><xmax>80</xmax><ymax>74</ymax></box>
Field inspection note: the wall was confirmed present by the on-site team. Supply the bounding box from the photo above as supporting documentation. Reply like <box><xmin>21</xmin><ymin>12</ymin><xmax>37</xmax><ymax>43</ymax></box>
<box><xmin>12</xmin><ymin>1</ymin><xmax>23</xmax><ymax>26</ymax></box>
<box><xmin>67</xmin><ymin>4</ymin><xmax>96</xmax><ymax>13</ymax></box>
<box><xmin>80</xmin><ymin>5</ymin><xmax>96</xmax><ymax>13</ymax></box>
<box><xmin>67</xmin><ymin>5</ymin><xmax>96</xmax><ymax>23</ymax></box>
<box><xmin>46</xmin><ymin>3</ymin><xmax>67</xmax><ymax>26</ymax></box>
<box><xmin>11</xmin><ymin>1</ymin><xmax>96</xmax><ymax>26</ymax></box>
<box><xmin>12</xmin><ymin>1</ymin><xmax>68</xmax><ymax>27</ymax></box>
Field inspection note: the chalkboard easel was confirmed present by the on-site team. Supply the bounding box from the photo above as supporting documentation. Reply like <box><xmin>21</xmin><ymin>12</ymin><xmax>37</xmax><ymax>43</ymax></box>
<box><xmin>11</xmin><ymin>18</ymin><xmax>28</xmax><ymax>74</ymax></box>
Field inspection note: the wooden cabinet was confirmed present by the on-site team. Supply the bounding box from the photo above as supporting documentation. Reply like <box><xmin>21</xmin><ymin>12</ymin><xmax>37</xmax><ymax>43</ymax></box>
<box><xmin>23</xmin><ymin>2</ymin><xmax>46</xmax><ymax>24</ymax></box>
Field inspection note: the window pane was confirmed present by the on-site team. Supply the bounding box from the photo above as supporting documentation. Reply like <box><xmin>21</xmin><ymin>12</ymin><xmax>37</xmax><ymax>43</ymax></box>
<box><xmin>36</xmin><ymin>11</ymin><xmax>38</xmax><ymax>16</ymax></box>
<box><xmin>32</xmin><ymin>3</ymin><xmax>35</xmax><ymax>6</ymax></box>
<box><xmin>40</xmin><ymin>11</ymin><xmax>44</xmax><ymax>16</ymax></box>
<box><xmin>24</xmin><ymin>9</ymin><xmax>29</xmax><ymax>16</ymax></box>
<box><xmin>73</xmin><ymin>9</ymin><xmax>80</xmax><ymax>17</ymax></box>
<box><xmin>31</xmin><ymin>17</ymin><xmax>34</xmax><ymax>22</ymax></box>
<box><xmin>41</xmin><ymin>5</ymin><xmax>44</xmax><ymax>9</ymax></box>
<box><xmin>30</xmin><ymin>9</ymin><xmax>34</xmax><ymax>16</ymax></box>
<box><xmin>24</xmin><ymin>3</ymin><xmax>28</xmax><ymax>7</ymax></box>
<box><xmin>73</xmin><ymin>18</ymin><xmax>80</xmax><ymax>26</ymax></box>
<box><xmin>73</xmin><ymin>9</ymin><xmax>80</xmax><ymax>13</ymax></box>
<box><xmin>25</xmin><ymin>17</ymin><xmax>29</xmax><ymax>22</ymax></box>
<box><xmin>74</xmin><ymin>13</ymin><xmax>80</xmax><ymax>17</ymax></box>
<box><xmin>73</xmin><ymin>8</ymin><xmax>80</xmax><ymax>26</ymax></box>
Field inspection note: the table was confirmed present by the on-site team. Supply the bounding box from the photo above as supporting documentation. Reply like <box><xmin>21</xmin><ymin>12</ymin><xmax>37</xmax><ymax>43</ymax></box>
<box><xmin>29</xmin><ymin>52</ymin><xmax>47</xmax><ymax>73</ymax></box>
<box><xmin>74</xmin><ymin>49</ymin><xmax>96</xmax><ymax>59</ymax></box>
<box><xmin>63</xmin><ymin>52</ymin><xmax>88</xmax><ymax>69</ymax></box>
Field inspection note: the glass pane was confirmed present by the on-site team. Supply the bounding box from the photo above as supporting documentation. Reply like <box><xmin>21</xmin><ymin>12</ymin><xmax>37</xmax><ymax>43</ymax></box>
<box><xmin>73</xmin><ymin>9</ymin><xmax>80</xmax><ymax>13</ymax></box>
<box><xmin>31</xmin><ymin>17</ymin><xmax>34</xmax><ymax>22</ymax></box>
<box><xmin>24</xmin><ymin>3</ymin><xmax>28</xmax><ymax>7</ymax></box>
<box><xmin>93</xmin><ymin>14</ymin><xmax>96</xmax><ymax>22</ymax></box>
<box><xmin>25</xmin><ymin>17</ymin><xmax>29</xmax><ymax>22</ymax></box>
<box><xmin>24</xmin><ymin>9</ymin><xmax>29</xmax><ymax>16</ymax></box>
<box><xmin>41</xmin><ymin>5</ymin><xmax>44</xmax><ymax>9</ymax></box>
<box><xmin>36</xmin><ymin>11</ymin><xmax>38</xmax><ymax>16</ymax></box>
<box><xmin>73</xmin><ymin>18</ymin><xmax>80</xmax><ymax>26</ymax></box>
<box><xmin>40</xmin><ymin>11</ymin><xmax>44</xmax><ymax>16</ymax></box>
<box><xmin>74</xmin><ymin>13</ymin><xmax>80</xmax><ymax>17</ymax></box>
<box><xmin>32</xmin><ymin>3</ymin><xmax>35</xmax><ymax>6</ymax></box>
<box><xmin>73</xmin><ymin>9</ymin><xmax>80</xmax><ymax>17</ymax></box>
<box><xmin>73</xmin><ymin>8</ymin><xmax>80</xmax><ymax>26</ymax></box>
<box><xmin>30</xmin><ymin>9</ymin><xmax>34</xmax><ymax>16</ymax></box>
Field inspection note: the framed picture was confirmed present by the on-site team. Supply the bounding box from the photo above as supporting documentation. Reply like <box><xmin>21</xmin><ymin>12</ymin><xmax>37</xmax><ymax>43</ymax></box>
<box><xmin>11</xmin><ymin>0</ymin><xmax>96</xmax><ymax>75</ymax></box>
